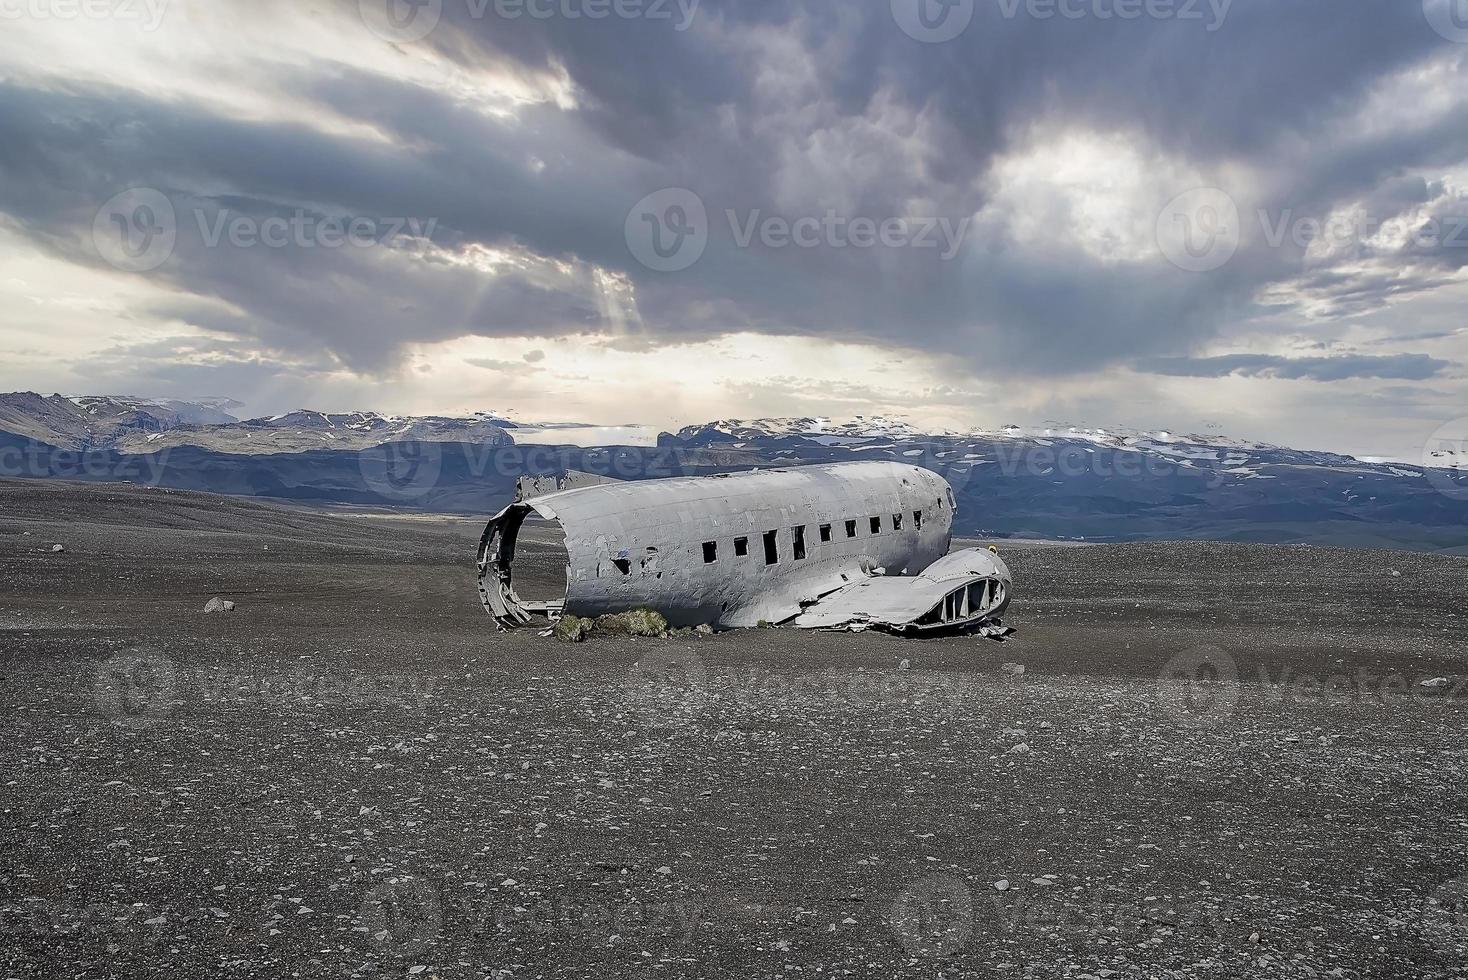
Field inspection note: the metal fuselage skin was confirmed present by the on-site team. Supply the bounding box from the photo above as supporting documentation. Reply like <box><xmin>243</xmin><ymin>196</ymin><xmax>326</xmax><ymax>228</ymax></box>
<box><xmin>489</xmin><ymin>461</ymin><xmax>956</xmax><ymax>629</ymax></box>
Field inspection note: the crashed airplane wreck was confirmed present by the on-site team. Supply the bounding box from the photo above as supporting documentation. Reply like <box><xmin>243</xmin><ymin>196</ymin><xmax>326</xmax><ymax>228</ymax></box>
<box><xmin>476</xmin><ymin>460</ymin><xmax>1011</xmax><ymax>635</ymax></box>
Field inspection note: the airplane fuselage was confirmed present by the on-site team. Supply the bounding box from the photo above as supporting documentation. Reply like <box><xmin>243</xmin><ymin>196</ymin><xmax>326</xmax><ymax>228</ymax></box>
<box><xmin>479</xmin><ymin>461</ymin><xmax>958</xmax><ymax>629</ymax></box>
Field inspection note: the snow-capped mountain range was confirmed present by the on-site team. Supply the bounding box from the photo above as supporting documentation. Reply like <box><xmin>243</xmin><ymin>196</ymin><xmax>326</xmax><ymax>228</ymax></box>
<box><xmin>0</xmin><ymin>394</ymin><xmax>1441</xmax><ymax>471</ymax></box>
<box><xmin>3</xmin><ymin>393</ymin><xmax>1466</xmax><ymax>551</ymax></box>
<box><xmin>0</xmin><ymin>394</ymin><xmax>517</xmax><ymax>454</ymax></box>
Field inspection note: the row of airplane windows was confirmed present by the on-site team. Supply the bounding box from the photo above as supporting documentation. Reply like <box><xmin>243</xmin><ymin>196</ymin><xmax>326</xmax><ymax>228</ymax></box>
<box><xmin>703</xmin><ymin>509</ymin><xmax>926</xmax><ymax>566</ymax></box>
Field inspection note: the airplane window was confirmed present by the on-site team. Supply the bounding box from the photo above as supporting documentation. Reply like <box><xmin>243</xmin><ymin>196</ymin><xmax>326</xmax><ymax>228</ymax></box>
<box><xmin>762</xmin><ymin>529</ymin><xmax>779</xmax><ymax>565</ymax></box>
<box><xmin>819</xmin><ymin>524</ymin><xmax>832</xmax><ymax>543</ymax></box>
<box><xmin>702</xmin><ymin>541</ymin><xmax>717</xmax><ymax>564</ymax></box>
<box><xmin>734</xmin><ymin>536</ymin><xmax>749</xmax><ymax>557</ymax></box>
<box><xmin>893</xmin><ymin>513</ymin><xmax>903</xmax><ymax>530</ymax></box>
<box><xmin>870</xmin><ymin>516</ymin><xmax>882</xmax><ymax>534</ymax></box>
<box><xmin>792</xmin><ymin>525</ymin><xmax>807</xmax><ymax>560</ymax></box>
<box><xmin>845</xmin><ymin>520</ymin><xmax>857</xmax><ymax>538</ymax></box>
<box><xmin>914</xmin><ymin>510</ymin><xmax>923</xmax><ymax>529</ymax></box>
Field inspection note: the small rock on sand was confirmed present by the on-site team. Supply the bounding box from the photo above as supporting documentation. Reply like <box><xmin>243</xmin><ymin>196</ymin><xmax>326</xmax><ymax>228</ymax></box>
<box><xmin>204</xmin><ymin>597</ymin><xmax>236</xmax><ymax>613</ymax></box>
<box><xmin>1001</xmin><ymin>662</ymin><xmax>1025</xmax><ymax>676</ymax></box>
<box><xmin>50</xmin><ymin>544</ymin><xmax>65</xmax><ymax>553</ymax></box>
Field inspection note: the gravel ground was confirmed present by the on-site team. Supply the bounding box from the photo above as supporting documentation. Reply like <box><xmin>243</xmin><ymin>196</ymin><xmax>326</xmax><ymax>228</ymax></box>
<box><xmin>2</xmin><ymin>478</ymin><xmax>1467</xmax><ymax>979</ymax></box>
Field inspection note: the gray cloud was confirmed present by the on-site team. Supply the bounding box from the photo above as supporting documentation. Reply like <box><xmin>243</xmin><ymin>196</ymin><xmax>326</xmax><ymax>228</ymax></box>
<box><xmin>1140</xmin><ymin>353</ymin><xmax>1454</xmax><ymax>382</ymax></box>
<box><xmin>0</xmin><ymin>1</ymin><xmax>1466</xmax><ymax>457</ymax></box>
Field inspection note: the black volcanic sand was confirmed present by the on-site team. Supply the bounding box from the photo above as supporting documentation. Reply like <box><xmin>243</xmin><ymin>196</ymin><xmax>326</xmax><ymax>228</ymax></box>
<box><xmin>2</xmin><ymin>478</ymin><xmax>1467</xmax><ymax>979</ymax></box>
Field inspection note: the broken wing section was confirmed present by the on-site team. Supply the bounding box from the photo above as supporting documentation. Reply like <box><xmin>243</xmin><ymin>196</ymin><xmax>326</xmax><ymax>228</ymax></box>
<box><xmin>792</xmin><ymin>548</ymin><xmax>1011</xmax><ymax>634</ymax></box>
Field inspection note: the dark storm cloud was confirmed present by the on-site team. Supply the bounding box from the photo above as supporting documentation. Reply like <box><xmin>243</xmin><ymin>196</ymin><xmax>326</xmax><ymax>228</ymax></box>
<box><xmin>0</xmin><ymin>0</ymin><xmax>1464</xmax><ymax>381</ymax></box>
<box><xmin>1140</xmin><ymin>353</ymin><xmax>1453</xmax><ymax>382</ymax></box>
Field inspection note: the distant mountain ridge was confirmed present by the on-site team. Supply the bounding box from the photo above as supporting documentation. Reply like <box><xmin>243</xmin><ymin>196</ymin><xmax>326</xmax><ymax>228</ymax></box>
<box><xmin>0</xmin><ymin>393</ymin><xmax>515</xmax><ymax>454</ymax></box>
<box><xmin>3</xmin><ymin>394</ymin><xmax>1467</xmax><ymax>553</ymax></box>
<box><xmin>0</xmin><ymin>392</ymin><xmax>244</xmax><ymax>451</ymax></box>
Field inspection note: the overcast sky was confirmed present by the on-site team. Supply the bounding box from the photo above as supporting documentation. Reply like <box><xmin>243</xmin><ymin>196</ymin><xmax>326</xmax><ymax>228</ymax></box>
<box><xmin>1</xmin><ymin>0</ymin><xmax>1466</xmax><ymax>459</ymax></box>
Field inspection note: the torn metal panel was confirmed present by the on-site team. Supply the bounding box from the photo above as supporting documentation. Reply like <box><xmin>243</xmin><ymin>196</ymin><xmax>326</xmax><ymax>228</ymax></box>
<box><xmin>791</xmin><ymin>548</ymin><xmax>1011</xmax><ymax>634</ymax></box>
<box><xmin>514</xmin><ymin>468</ymin><xmax>623</xmax><ymax>501</ymax></box>
<box><xmin>476</xmin><ymin>460</ymin><xmax>1007</xmax><ymax>634</ymax></box>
